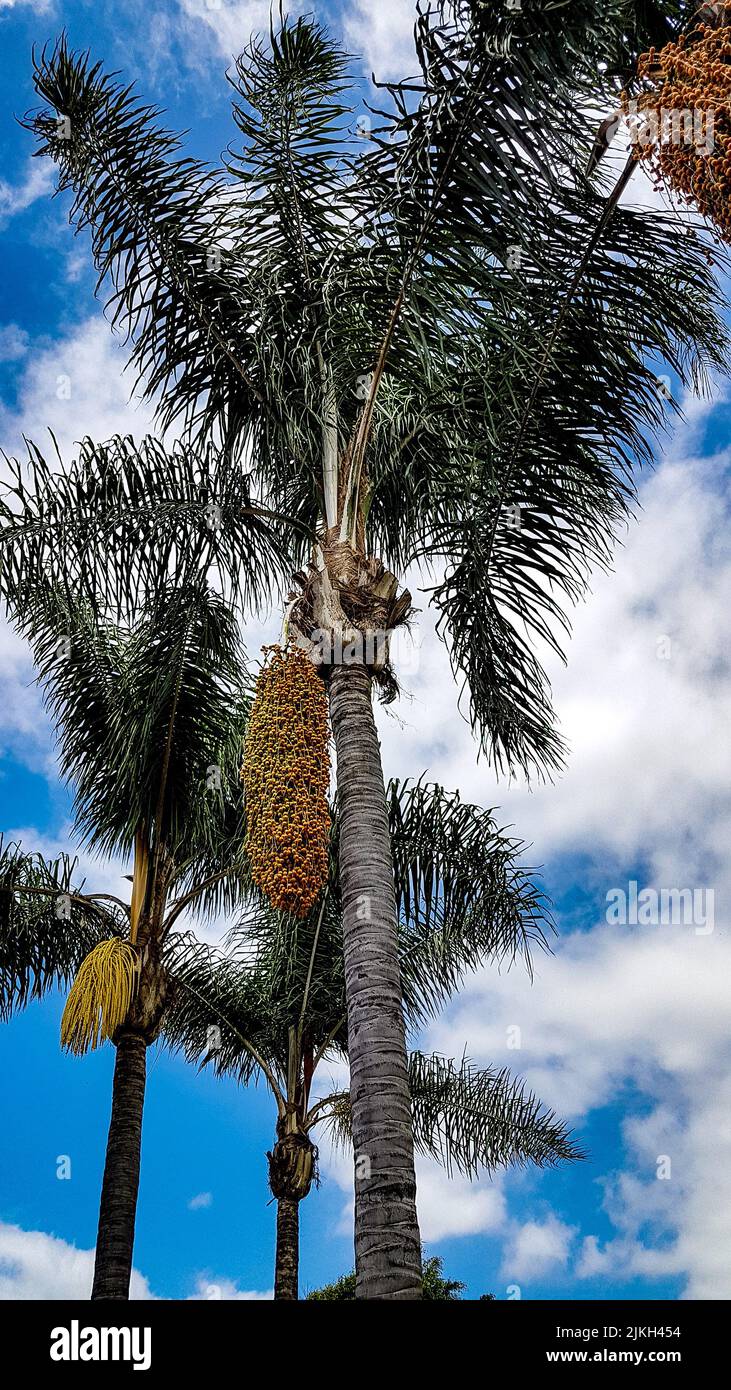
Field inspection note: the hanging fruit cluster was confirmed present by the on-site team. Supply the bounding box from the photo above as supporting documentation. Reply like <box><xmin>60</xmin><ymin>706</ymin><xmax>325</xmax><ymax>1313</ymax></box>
<box><xmin>242</xmin><ymin>645</ymin><xmax>330</xmax><ymax>918</ymax></box>
<box><xmin>627</xmin><ymin>8</ymin><xmax>731</xmax><ymax>240</ymax></box>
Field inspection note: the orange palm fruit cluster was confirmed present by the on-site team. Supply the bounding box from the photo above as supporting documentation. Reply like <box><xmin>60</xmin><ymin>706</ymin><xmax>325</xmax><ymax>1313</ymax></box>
<box><xmin>242</xmin><ymin>644</ymin><xmax>331</xmax><ymax>918</ymax></box>
<box><xmin>628</xmin><ymin>9</ymin><xmax>731</xmax><ymax>241</ymax></box>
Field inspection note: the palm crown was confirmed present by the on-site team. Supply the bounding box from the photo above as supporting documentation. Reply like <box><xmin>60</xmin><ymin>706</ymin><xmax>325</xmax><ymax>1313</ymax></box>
<box><xmin>15</xmin><ymin>2</ymin><xmax>726</xmax><ymax>777</ymax></box>
<box><xmin>0</xmin><ymin>569</ymin><xmax>252</xmax><ymax>1037</ymax></box>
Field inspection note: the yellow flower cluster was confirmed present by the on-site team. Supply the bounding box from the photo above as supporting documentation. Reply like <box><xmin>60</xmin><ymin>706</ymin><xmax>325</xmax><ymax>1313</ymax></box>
<box><xmin>630</xmin><ymin>10</ymin><xmax>731</xmax><ymax>241</ymax></box>
<box><xmin>61</xmin><ymin>938</ymin><xmax>139</xmax><ymax>1055</ymax></box>
<box><xmin>242</xmin><ymin>645</ymin><xmax>330</xmax><ymax>918</ymax></box>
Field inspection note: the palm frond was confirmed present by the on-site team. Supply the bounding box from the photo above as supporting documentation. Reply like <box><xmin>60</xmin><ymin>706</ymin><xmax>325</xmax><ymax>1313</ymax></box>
<box><xmin>21</xmin><ymin>6</ymin><xmax>728</xmax><ymax>787</ymax></box>
<box><xmin>162</xmin><ymin>932</ymin><xmax>287</xmax><ymax>1094</ymax></box>
<box><xmin>351</xmin><ymin>0</ymin><xmax>730</xmax><ymax>773</ymax></box>
<box><xmin>324</xmin><ymin>1050</ymin><xmax>584</xmax><ymax>1176</ymax></box>
<box><xmin>24</xmin><ymin>38</ymin><xmax>263</xmax><ymax>446</ymax></box>
<box><xmin>12</xmin><ymin>574</ymin><xmax>248</xmax><ymax>865</ymax></box>
<box><xmin>386</xmin><ymin>779</ymin><xmax>550</xmax><ymax>1025</ymax></box>
<box><xmin>0</xmin><ymin>837</ymin><xmax>125</xmax><ymax>1019</ymax></box>
<box><xmin>408</xmin><ymin>1050</ymin><xmax>585</xmax><ymax>1176</ymax></box>
<box><xmin>0</xmin><ymin>434</ymin><xmax>293</xmax><ymax>619</ymax></box>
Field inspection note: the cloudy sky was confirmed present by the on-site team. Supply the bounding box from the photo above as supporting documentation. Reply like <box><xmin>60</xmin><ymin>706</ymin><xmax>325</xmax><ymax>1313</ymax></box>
<box><xmin>1</xmin><ymin>0</ymin><xmax>730</xmax><ymax>1302</ymax></box>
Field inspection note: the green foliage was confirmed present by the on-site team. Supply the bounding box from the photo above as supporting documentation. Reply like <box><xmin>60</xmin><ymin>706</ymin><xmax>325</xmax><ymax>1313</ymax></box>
<box><xmin>307</xmin><ymin>1254</ymin><xmax>477</xmax><ymax>1300</ymax></box>
<box><xmin>19</xmin><ymin>5</ymin><xmax>729</xmax><ymax>779</ymax></box>
<box><xmin>0</xmin><ymin>442</ymin><xmax>256</xmax><ymax>1005</ymax></box>
<box><xmin>325</xmin><ymin>1049</ymin><xmax>583</xmax><ymax>1176</ymax></box>
<box><xmin>0</xmin><ymin>434</ymin><xmax>292</xmax><ymax>621</ymax></box>
<box><xmin>387</xmin><ymin>779</ymin><xmax>550</xmax><ymax>1021</ymax></box>
<box><xmin>163</xmin><ymin>782</ymin><xmax>583</xmax><ymax>1176</ymax></box>
<box><xmin>16</xmin><ymin>574</ymin><xmax>248</xmax><ymax>869</ymax></box>
<box><xmin>406</xmin><ymin>1051</ymin><xmax>584</xmax><ymax>1176</ymax></box>
<box><xmin>0</xmin><ymin>838</ymin><xmax>125</xmax><ymax>1019</ymax></box>
<box><xmin>24</xmin><ymin>40</ymin><xmax>259</xmax><ymax>448</ymax></box>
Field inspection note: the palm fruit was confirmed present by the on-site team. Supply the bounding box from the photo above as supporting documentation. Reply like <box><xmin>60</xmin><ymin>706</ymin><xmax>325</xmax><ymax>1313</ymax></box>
<box><xmin>628</xmin><ymin>7</ymin><xmax>731</xmax><ymax>241</ymax></box>
<box><xmin>242</xmin><ymin>645</ymin><xmax>330</xmax><ymax>918</ymax></box>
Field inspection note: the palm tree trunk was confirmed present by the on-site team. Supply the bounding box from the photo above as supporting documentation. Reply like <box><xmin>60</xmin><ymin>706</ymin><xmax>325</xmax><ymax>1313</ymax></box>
<box><xmin>328</xmin><ymin>661</ymin><xmax>422</xmax><ymax>1299</ymax></box>
<box><xmin>274</xmin><ymin>1197</ymin><xmax>300</xmax><ymax>1300</ymax></box>
<box><xmin>91</xmin><ymin>1029</ymin><xmax>147</xmax><ymax>1300</ymax></box>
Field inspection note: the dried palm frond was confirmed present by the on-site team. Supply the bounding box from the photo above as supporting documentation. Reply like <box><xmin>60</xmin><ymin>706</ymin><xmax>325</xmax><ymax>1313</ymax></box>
<box><xmin>129</xmin><ymin>829</ymin><xmax>150</xmax><ymax>945</ymax></box>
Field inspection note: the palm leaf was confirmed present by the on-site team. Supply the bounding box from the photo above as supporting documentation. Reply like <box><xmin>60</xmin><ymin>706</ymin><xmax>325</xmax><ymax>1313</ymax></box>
<box><xmin>0</xmin><ymin>838</ymin><xmax>125</xmax><ymax>1019</ymax></box>
<box><xmin>387</xmin><ymin>779</ymin><xmax>550</xmax><ymax>1024</ymax></box>
<box><xmin>324</xmin><ymin>1050</ymin><xmax>584</xmax><ymax>1176</ymax></box>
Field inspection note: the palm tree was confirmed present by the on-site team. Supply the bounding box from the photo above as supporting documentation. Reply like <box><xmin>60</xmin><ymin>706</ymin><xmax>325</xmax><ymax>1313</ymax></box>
<box><xmin>162</xmin><ymin>778</ymin><xmax>583</xmax><ymax>1300</ymax></box>
<box><xmin>15</xmin><ymin>2</ymin><xmax>728</xmax><ymax>1293</ymax></box>
<box><xmin>0</xmin><ymin>568</ymin><xmax>251</xmax><ymax>1299</ymax></box>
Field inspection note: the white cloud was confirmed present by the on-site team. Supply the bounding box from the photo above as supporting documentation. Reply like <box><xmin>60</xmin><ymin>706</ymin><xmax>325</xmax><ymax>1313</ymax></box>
<box><xmin>500</xmin><ymin>1213</ymin><xmax>577</xmax><ymax>1283</ymax></box>
<box><xmin>0</xmin><ymin>160</ymin><xmax>55</xmax><ymax>229</ymax></box>
<box><xmin>173</xmin><ymin>0</ymin><xmax>416</xmax><ymax>79</ymax></box>
<box><xmin>343</xmin><ymin>0</ymin><xmax>418</xmax><ymax>81</ymax></box>
<box><xmin>0</xmin><ymin>0</ymin><xmax>53</xmax><ymax>11</ymax></box>
<box><xmin>414</xmin><ymin>1163</ymin><xmax>506</xmax><ymax>1242</ymax></box>
<box><xmin>3</xmin><ymin>823</ymin><xmax>132</xmax><ymax>901</ymax></box>
<box><xmin>175</xmin><ymin>0</ymin><xmax>298</xmax><ymax>61</ymax></box>
<box><xmin>188</xmin><ymin>1274</ymin><xmax>272</xmax><ymax>1299</ymax></box>
<box><xmin>426</xmin><ymin>920</ymin><xmax>731</xmax><ymax>1297</ymax></box>
<box><xmin>187</xmin><ymin>1191</ymin><xmax>213</xmax><ymax>1210</ymax></box>
<box><xmin>0</xmin><ymin>315</ymin><xmax>156</xmax><ymax>465</ymax></box>
<box><xmin>0</xmin><ymin>325</ymin><xmax>29</xmax><ymax>363</ymax></box>
<box><xmin>575</xmin><ymin>1081</ymin><xmax>731</xmax><ymax>1299</ymax></box>
<box><xmin>63</xmin><ymin>249</ymin><xmax>89</xmax><ymax>285</ymax></box>
<box><xmin>0</xmin><ymin>1222</ymin><xmax>153</xmax><ymax>1299</ymax></box>
<box><xmin>0</xmin><ymin>1221</ymin><xmax>271</xmax><ymax>1300</ymax></box>
<box><xmin>0</xmin><ymin>621</ymin><xmax>48</xmax><ymax>766</ymax></box>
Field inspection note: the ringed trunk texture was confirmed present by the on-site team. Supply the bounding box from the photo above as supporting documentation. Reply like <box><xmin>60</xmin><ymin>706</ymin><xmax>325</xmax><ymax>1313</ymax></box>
<box><xmin>274</xmin><ymin>1198</ymin><xmax>300</xmax><ymax>1300</ymax></box>
<box><xmin>328</xmin><ymin>662</ymin><xmax>422</xmax><ymax>1299</ymax></box>
<box><xmin>91</xmin><ymin>1029</ymin><xmax>147</xmax><ymax>1300</ymax></box>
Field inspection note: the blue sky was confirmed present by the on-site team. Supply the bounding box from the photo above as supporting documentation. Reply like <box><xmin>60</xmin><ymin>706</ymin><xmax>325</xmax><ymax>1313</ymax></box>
<box><xmin>1</xmin><ymin>0</ymin><xmax>730</xmax><ymax>1301</ymax></box>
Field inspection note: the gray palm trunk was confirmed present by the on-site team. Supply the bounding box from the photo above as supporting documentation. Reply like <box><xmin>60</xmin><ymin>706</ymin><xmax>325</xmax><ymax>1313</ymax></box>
<box><xmin>328</xmin><ymin>662</ymin><xmax>422</xmax><ymax>1299</ymax></box>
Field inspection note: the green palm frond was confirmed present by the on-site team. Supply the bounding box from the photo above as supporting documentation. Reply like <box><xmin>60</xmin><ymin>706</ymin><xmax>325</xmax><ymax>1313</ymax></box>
<box><xmin>14</xmin><ymin>574</ymin><xmax>248</xmax><ymax>866</ymax></box>
<box><xmin>387</xmin><ymin>779</ymin><xmax>550</xmax><ymax>1024</ymax></box>
<box><xmin>163</xmin><ymin>932</ymin><xmax>293</xmax><ymax>1098</ymax></box>
<box><xmin>0</xmin><ymin>837</ymin><xmax>125</xmax><ymax>1019</ymax></box>
<box><xmin>24</xmin><ymin>38</ymin><xmax>262</xmax><ymax>446</ymax></box>
<box><xmin>224</xmin><ymin>15</ymin><xmax>364</xmax><ymax>527</ymax></box>
<box><xmin>407</xmin><ymin>1051</ymin><xmax>585</xmax><ymax>1176</ymax></box>
<box><xmin>351</xmin><ymin>0</ymin><xmax>729</xmax><ymax>773</ymax></box>
<box><xmin>0</xmin><ymin>434</ymin><xmax>294</xmax><ymax>618</ymax></box>
<box><xmin>324</xmin><ymin>1051</ymin><xmax>584</xmax><ymax>1177</ymax></box>
<box><xmin>223</xmin><ymin>884</ymin><xmax>346</xmax><ymax>1049</ymax></box>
